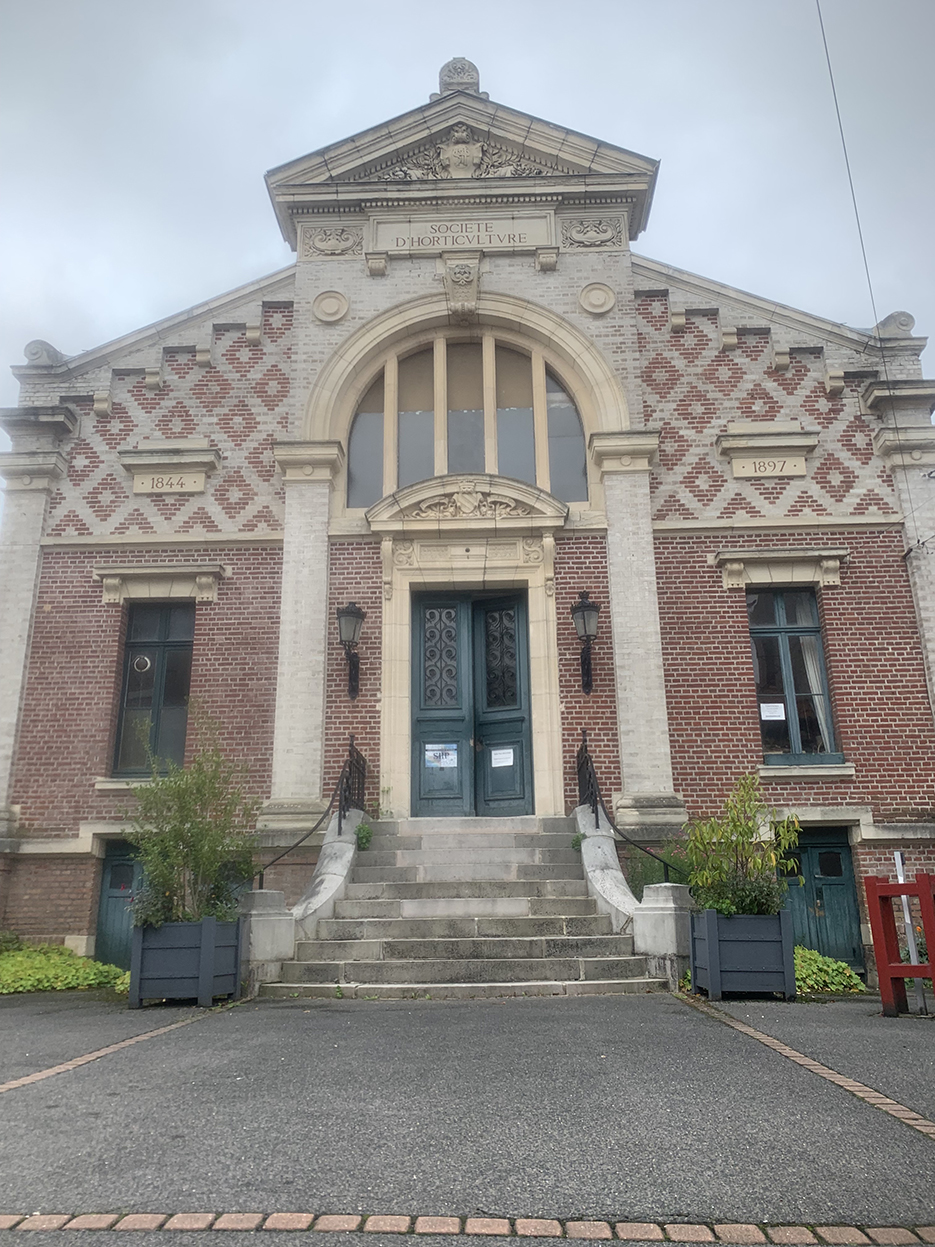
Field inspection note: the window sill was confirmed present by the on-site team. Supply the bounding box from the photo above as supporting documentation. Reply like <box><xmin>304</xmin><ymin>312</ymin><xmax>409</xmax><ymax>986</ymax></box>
<box><xmin>758</xmin><ymin>763</ymin><xmax>856</xmax><ymax>781</ymax></box>
<box><xmin>94</xmin><ymin>777</ymin><xmax>153</xmax><ymax>792</ymax></box>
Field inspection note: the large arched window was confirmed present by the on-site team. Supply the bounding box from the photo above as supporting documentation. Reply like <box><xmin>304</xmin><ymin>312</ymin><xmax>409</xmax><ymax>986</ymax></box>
<box><xmin>346</xmin><ymin>335</ymin><xmax>589</xmax><ymax>509</ymax></box>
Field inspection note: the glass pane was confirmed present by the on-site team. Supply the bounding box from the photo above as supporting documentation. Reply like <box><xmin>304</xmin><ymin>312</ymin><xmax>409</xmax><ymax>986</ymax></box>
<box><xmin>347</xmin><ymin>410</ymin><xmax>384</xmax><ymax>508</ymax></box>
<box><xmin>546</xmin><ymin>373</ymin><xmax>588</xmax><ymax>502</ymax></box>
<box><xmin>423</xmin><ymin>607</ymin><xmax>459</xmax><ymax>708</ymax></box>
<box><xmin>115</xmin><ymin>709</ymin><xmax>151</xmax><ymax>772</ymax></box>
<box><xmin>128</xmin><ymin>606</ymin><xmax>163</xmax><ymax>642</ymax></box>
<box><xmin>109</xmin><ymin>863</ymin><xmax>134</xmax><ymax>891</ymax></box>
<box><xmin>784</xmin><ymin>590</ymin><xmax>819</xmax><ymax>627</ymax></box>
<box><xmin>447</xmin><ymin>343</ymin><xmax>485</xmax><ymax>474</ymax></box>
<box><xmin>752</xmin><ymin>635</ymin><xmax>791</xmax><ymax>753</ymax></box>
<box><xmin>124</xmin><ymin>649</ymin><xmax>156</xmax><ymax>709</ymax></box>
<box><xmin>398</xmin><ymin>410</ymin><xmax>436</xmax><ymax>488</ymax></box>
<box><xmin>398</xmin><ymin>349</ymin><xmax>434</xmax><ymax>413</ymax></box>
<box><xmin>818</xmin><ymin>850</ymin><xmax>844</xmax><ymax>878</ymax></box>
<box><xmin>163</xmin><ymin>648</ymin><xmax>192</xmax><ymax>707</ymax></box>
<box><xmin>166</xmin><ymin>605</ymin><xmax>194</xmax><ymax>641</ymax></box>
<box><xmin>789</xmin><ymin>635</ymin><xmax>834</xmax><ymax>753</ymax></box>
<box><xmin>496</xmin><ymin>347</ymin><xmax>535</xmax><ymax>485</ymax></box>
<box><xmin>156</xmin><ymin>705</ymin><xmax>188</xmax><ymax>768</ymax></box>
<box><xmin>484</xmin><ymin>608</ymin><xmax>518</xmax><ymax>708</ymax></box>
<box><xmin>746</xmin><ymin>592</ymin><xmax>777</xmax><ymax>627</ymax></box>
<box><xmin>358</xmin><ymin>375</ymin><xmax>384</xmax><ymax>414</ymax></box>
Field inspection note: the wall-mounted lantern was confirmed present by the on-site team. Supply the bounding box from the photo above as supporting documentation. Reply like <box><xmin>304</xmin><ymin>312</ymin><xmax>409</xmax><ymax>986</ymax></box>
<box><xmin>570</xmin><ymin>590</ymin><xmax>601</xmax><ymax>695</ymax></box>
<box><xmin>336</xmin><ymin>601</ymin><xmax>366</xmax><ymax>700</ymax></box>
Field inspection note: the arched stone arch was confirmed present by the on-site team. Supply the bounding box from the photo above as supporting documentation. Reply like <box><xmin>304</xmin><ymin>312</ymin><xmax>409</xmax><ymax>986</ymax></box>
<box><xmin>302</xmin><ymin>291</ymin><xmax>630</xmax><ymax>445</ymax></box>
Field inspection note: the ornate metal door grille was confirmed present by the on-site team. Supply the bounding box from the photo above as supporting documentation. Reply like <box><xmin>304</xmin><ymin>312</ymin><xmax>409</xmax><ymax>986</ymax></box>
<box><xmin>423</xmin><ymin>606</ymin><xmax>459</xmax><ymax>707</ymax></box>
<box><xmin>484</xmin><ymin>607</ymin><xmax>517</xmax><ymax>708</ymax></box>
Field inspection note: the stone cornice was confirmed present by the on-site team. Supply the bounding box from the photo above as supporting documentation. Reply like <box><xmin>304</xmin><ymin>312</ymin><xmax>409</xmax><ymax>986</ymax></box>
<box><xmin>0</xmin><ymin>450</ymin><xmax>69</xmax><ymax>492</ymax></box>
<box><xmin>861</xmin><ymin>379</ymin><xmax>935</xmax><ymax>419</ymax></box>
<box><xmin>117</xmin><ymin>442</ymin><xmax>223</xmax><ymax>476</ymax></box>
<box><xmin>715</xmin><ymin>421</ymin><xmax>820</xmax><ymax>461</ymax></box>
<box><xmin>714</xmin><ymin>547</ymin><xmax>850</xmax><ymax>590</ymax></box>
<box><xmin>273</xmin><ymin>441</ymin><xmax>345</xmax><ymax>483</ymax></box>
<box><xmin>872</xmin><ymin>426</ymin><xmax>935</xmax><ymax>468</ymax></box>
<box><xmin>91</xmin><ymin>562</ymin><xmax>227</xmax><ymax>605</ymax></box>
<box><xmin>0</xmin><ymin>406</ymin><xmax>78</xmax><ymax>442</ymax></box>
<box><xmin>589</xmin><ymin>431</ymin><xmax>660</xmax><ymax>476</ymax></box>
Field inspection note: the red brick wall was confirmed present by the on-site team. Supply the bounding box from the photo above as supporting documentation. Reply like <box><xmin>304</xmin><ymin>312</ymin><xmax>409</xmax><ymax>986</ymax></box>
<box><xmin>321</xmin><ymin>539</ymin><xmax>383</xmax><ymax>813</ymax></box>
<box><xmin>554</xmin><ymin>534</ymin><xmax>622</xmax><ymax>812</ymax></box>
<box><xmin>10</xmin><ymin>544</ymin><xmax>282</xmax><ymax>837</ymax></box>
<box><xmin>1</xmin><ymin>857</ymin><xmax>99</xmax><ymax>941</ymax></box>
<box><xmin>655</xmin><ymin>527</ymin><xmax>935</xmax><ymax>821</ymax></box>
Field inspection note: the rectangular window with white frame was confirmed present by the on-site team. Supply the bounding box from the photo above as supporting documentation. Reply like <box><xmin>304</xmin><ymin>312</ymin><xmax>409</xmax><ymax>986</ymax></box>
<box><xmin>113</xmin><ymin>603</ymin><xmax>194</xmax><ymax>775</ymax></box>
<box><xmin>746</xmin><ymin>588</ymin><xmax>843</xmax><ymax>765</ymax></box>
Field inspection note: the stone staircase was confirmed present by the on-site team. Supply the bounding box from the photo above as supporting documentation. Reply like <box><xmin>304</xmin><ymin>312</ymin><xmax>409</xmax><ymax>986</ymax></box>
<box><xmin>259</xmin><ymin>816</ymin><xmax>667</xmax><ymax>999</ymax></box>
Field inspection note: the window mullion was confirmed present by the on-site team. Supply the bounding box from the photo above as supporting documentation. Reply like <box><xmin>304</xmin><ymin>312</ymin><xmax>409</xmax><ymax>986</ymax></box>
<box><xmin>434</xmin><ymin>337</ymin><xmax>447</xmax><ymax>476</ymax></box>
<box><xmin>383</xmin><ymin>356</ymin><xmax>398</xmax><ymax>497</ymax></box>
<box><xmin>482</xmin><ymin>332</ymin><xmax>497</xmax><ymax>474</ymax></box>
<box><xmin>531</xmin><ymin>350</ymin><xmax>550</xmax><ymax>492</ymax></box>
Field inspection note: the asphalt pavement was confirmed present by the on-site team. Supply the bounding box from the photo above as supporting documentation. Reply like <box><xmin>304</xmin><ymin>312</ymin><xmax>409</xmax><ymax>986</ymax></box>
<box><xmin>0</xmin><ymin>991</ymin><xmax>933</xmax><ymax>1227</ymax></box>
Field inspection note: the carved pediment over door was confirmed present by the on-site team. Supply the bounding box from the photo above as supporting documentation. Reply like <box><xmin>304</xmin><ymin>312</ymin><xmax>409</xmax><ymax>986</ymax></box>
<box><xmin>365</xmin><ymin>474</ymin><xmax>568</xmax><ymax>536</ymax></box>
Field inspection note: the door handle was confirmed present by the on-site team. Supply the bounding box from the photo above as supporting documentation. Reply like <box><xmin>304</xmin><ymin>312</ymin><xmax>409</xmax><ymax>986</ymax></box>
<box><xmin>474</xmin><ymin>739</ymin><xmax>484</xmax><ymax>753</ymax></box>
<box><xmin>815</xmin><ymin>887</ymin><xmax>824</xmax><ymax>916</ymax></box>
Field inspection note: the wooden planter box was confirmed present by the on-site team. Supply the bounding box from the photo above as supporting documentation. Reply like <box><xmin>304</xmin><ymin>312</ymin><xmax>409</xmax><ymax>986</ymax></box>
<box><xmin>690</xmin><ymin>909</ymin><xmax>795</xmax><ymax>1000</ymax></box>
<box><xmin>129</xmin><ymin>916</ymin><xmax>242</xmax><ymax>1009</ymax></box>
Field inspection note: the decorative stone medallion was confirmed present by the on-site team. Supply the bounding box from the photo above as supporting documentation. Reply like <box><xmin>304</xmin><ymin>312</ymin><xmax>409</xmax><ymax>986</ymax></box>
<box><xmin>312</xmin><ymin>291</ymin><xmax>349</xmax><ymax>323</ymax></box>
<box><xmin>301</xmin><ymin>226</ymin><xmax>363</xmax><ymax>259</ymax></box>
<box><xmin>560</xmin><ymin>217</ymin><xmax>624</xmax><ymax>248</ymax></box>
<box><xmin>578</xmin><ymin>283</ymin><xmax>616</xmax><ymax>316</ymax></box>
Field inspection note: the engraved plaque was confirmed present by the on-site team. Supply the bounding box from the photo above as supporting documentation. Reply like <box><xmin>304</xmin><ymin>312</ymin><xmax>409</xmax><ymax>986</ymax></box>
<box><xmin>371</xmin><ymin>210</ymin><xmax>553</xmax><ymax>255</ymax></box>
<box><xmin>732</xmin><ymin>456</ymin><xmax>806</xmax><ymax>479</ymax></box>
<box><xmin>133</xmin><ymin>471</ymin><xmax>206</xmax><ymax>494</ymax></box>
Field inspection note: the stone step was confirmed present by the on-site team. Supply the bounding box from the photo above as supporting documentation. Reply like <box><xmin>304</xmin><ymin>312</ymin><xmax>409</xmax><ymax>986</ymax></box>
<box><xmin>333</xmin><ymin>895</ymin><xmax>598</xmax><ymax>919</ymax></box>
<box><xmin>315</xmin><ymin>914</ymin><xmax>612</xmax><ymax>940</ymax></box>
<box><xmin>343</xmin><ymin>878</ymin><xmax>589</xmax><ymax>900</ymax></box>
<box><xmin>258</xmin><ymin>977</ymin><xmax>666</xmax><ymax>1000</ymax></box>
<box><xmin>365</xmin><ymin>831</ymin><xmax>578</xmax><ymax>851</ymax></box>
<box><xmin>350</xmin><ymin>862</ymin><xmax>583</xmax><ymax>884</ymax></box>
<box><xmin>391</xmin><ymin>816</ymin><xmax>554</xmax><ymax>836</ymax></box>
<box><xmin>357</xmin><ymin>848</ymin><xmax>581</xmax><ymax>869</ymax></box>
<box><xmin>275</xmin><ymin>955</ymin><xmax>650</xmax><ymax>985</ymax></box>
<box><xmin>292</xmin><ymin>934</ymin><xmax>634</xmax><ymax>962</ymax></box>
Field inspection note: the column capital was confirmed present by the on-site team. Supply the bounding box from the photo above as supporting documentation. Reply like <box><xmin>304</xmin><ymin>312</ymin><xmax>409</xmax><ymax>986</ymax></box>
<box><xmin>589</xmin><ymin>430</ymin><xmax>659</xmax><ymax>477</ymax></box>
<box><xmin>872</xmin><ymin>425</ymin><xmax>935</xmax><ymax>468</ymax></box>
<box><xmin>861</xmin><ymin>378</ymin><xmax>935</xmax><ymax>422</ymax></box>
<box><xmin>273</xmin><ymin>440</ymin><xmax>345</xmax><ymax>483</ymax></box>
<box><xmin>0</xmin><ymin>406</ymin><xmax>78</xmax><ymax>445</ymax></box>
<box><xmin>0</xmin><ymin>450</ymin><xmax>68</xmax><ymax>492</ymax></box>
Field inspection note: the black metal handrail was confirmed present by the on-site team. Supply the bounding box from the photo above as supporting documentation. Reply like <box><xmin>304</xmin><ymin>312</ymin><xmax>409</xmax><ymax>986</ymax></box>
<box><xmin>256</xmin><ymin>735</ymin><xmax>367</xmax><ymax>889</ymax></box>
<box><xmin>576</xmin><ymin>729</ymin><xmax>687</xmax><ymax>883</ymax></box>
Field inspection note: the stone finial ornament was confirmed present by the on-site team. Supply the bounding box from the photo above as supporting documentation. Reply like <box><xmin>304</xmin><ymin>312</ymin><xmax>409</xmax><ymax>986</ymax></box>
<box><xmin>875</xmin><ymin>311</ymin><xmax>916</xmax><ymax>338</ymax></box>
<box><xmin>23</xmin><ymin>340</ymin><xmax>65</xmax><ymax>367</ymax></box>
<box><xmin>431</xmin><ymin>57</ymin><xmax>488</xmax><ymax>100</ymax></box>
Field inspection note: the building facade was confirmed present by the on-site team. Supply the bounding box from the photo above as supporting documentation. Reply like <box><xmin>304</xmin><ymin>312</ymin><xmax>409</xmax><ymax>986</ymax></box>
<box><xmin>2</xmin><ymin>60</ymin><xmax>934</xmax><ymax>976</ymax></box>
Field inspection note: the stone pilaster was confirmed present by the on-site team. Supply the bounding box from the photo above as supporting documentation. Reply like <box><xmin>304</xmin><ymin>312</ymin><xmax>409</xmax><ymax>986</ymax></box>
<box><xmin>866</xmin><ymin>380</ymin><xmax>935</xmax><ymax>714</ymax></box>
<box><xmin>263</xmin><ymin>442</ymin><xmax>344</xmax><ymax>833</ymax></box>
<box><xmin>590</xmin><ymin>431</ymin><xmax>687</xmax><ymax>840</ymax></box>
<box><xmin>0</xmin><ymin>406</ymin><xmax>76</xmax><ymax>836</ymax></box>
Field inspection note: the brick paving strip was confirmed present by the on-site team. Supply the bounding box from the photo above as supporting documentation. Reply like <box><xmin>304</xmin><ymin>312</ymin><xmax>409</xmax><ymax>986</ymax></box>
<box><xmin>678</xmin><ymin>994</ymin><xmax>935</xmax><ymax>1143</ymax></box>
<box><xmin>0</xmin><ymin>1215</ymin><xmax>933</xmax><ymax>1240</ymax></box>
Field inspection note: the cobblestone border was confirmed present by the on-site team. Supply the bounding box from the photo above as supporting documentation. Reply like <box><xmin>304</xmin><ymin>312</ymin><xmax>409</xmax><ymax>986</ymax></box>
<box><xmin>0</xmin><ymin>1215</ymin><xmax>933</xmax><ymax>1240</ymax></box>
<box><xmin>677</xmin><ymin>995</ymin><xmax>935</xmax><ymax>1142</ymax></box>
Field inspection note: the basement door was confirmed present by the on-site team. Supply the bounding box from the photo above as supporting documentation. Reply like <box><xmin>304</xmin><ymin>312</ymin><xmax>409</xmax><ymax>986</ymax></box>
<box><xmin>411</xmin><ymin>593</ymin><xmax>533</xmax><ymax>817</ymax></box>
<box><xmin>95</xmin><ymin>841</ymin><xmax>142</xmax><ymax>971</ymax></box>
<box><xmin>784</xmin><ymin>829</ymin><xmax>864</xmax><ymax>971</ymax></box>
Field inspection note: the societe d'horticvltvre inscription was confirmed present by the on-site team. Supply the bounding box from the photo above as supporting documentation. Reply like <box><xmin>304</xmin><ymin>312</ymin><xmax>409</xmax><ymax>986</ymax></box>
<box><xmin>370</xmin><ymin>211</ymin><xmax>553</xmax><ymax>255</ymax></box>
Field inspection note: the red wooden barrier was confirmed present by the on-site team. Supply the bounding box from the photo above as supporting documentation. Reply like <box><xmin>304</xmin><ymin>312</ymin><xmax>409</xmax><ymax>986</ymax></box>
<box><xmin>864</xmin><ymin>872</ymin><xmax>935</xmax><ymax>1016</ymax></box>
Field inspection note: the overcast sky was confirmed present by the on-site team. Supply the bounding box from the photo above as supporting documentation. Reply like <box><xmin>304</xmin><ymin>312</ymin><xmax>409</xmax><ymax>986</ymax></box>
<box><xmin>1</xmin><ymin>0</ymin><xmax>933</xmax><ymax>457</ymax></box>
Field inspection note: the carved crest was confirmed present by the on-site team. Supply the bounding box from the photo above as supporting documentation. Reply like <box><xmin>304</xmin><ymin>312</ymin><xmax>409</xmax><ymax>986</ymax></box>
<box><xmin>406</xmin><ymin>481</ymin><xmax>531</xmax><ymax>521</ymax></box>
<box><xmin>439</xmin><ymin>123</ymin><xmax>484</xmax><ymax>178</ymax></box>
<box><xmin>359</xmin><ymin>125</ymin><xmax>557</xmax><ymax>183</ymax></box>
<box><xmin>560</xmin><ymin>217</ymin><xmax>624</xmax><ymax>248</ymax></box>
<box><xmin>301</xmin><ymin>226</ymin><xmax>363</xmax><ymax>258</ymax></box>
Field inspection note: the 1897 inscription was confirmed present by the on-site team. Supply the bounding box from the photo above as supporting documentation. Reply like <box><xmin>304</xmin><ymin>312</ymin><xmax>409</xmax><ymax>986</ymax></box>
<box><xmin>371</xmin><ymin>211</ymin><xmax>552</xmax><ymax>255</ymax></box>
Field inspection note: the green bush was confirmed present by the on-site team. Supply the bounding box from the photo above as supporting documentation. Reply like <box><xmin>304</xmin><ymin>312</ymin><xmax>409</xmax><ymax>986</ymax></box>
<box><xmin>794</xmin><ymin>946</ymin><xmax>866</xmax><ymax>994</ymax></box>
<box><xmin>355</xmin><ymin>821</ymin><xmax>373</xmax><ymax>851</ymax></box>
<box><xmin>0</xmin><ymin>944</ymin><xmax>127</xmax><ymax>994</ymax></box>
<box><xmin>621</xmin><ymin>839</ymin><xmax>690</xmax><ymax>902</ymax></box>
<box><xmin>685</xmin><ymin>775</ymin><xmax>800</xmax><ymax>916</ymax></box>
<box><xmin>0</xmin><ymin>931</ymin><xmax>26</xmax><ymax>954</ymax></box>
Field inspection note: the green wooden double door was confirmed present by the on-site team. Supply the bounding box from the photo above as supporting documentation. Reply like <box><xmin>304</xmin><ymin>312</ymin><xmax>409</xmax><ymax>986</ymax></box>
<box><xmin>411</xmin><ymin>593</ymin><xmax>533</xmax><ymax>817</ymax></box>
<box><xmin>784</xmin><ymin>829</ymin><xmax>864</xmax><ymax>971</ymax></box>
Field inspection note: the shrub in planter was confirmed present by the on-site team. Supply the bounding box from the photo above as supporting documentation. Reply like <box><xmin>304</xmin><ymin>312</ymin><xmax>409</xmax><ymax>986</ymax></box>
<box><xmin>686</xmin><ymin>775</ymin><xmax>800</xmax><ymax>999</ymax></box>
<box><xmin>124</xmin><ymin>731</ymin><xmax>259</xmax><ymax>1008</ymax></box>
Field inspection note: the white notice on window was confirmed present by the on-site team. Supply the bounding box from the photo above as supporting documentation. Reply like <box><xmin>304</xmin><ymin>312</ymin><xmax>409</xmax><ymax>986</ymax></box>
<box><xmin>760</xmin><ymin>703</ymin><xmax>786</xmax><ymax>721</ymax></box>
<box><xmin>490</xmin><ymin>747</ymin><xmax>514</xmax><ymax>769</ymax></box>
<box><xmin>425</xmin><ymin>744</ymin><xmax>458</xmax><ymax>768</ymax></box>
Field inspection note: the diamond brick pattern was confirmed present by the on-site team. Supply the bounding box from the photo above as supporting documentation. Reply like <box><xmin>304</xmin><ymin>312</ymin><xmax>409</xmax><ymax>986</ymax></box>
<box><xmin>636</xmin><ymin>297</ymin><xmax>898</xmax><ymax>525</ymax></box>
<box><xmin>46</xmin><ymin>307</ymin><xmax>292</xmax><ymax>538</ymax></box>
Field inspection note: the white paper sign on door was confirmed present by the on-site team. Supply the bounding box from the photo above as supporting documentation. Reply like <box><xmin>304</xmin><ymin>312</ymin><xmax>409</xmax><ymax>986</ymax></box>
<box><xmin>490</xmin><ymin>747</ymin><xmax>514</xmax><ymax>769</ymax></box>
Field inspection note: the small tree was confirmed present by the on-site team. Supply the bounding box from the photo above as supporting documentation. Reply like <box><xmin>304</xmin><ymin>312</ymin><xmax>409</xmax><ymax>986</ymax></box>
<box><xmin>685</xmin><ymin>775</ymin><xmax>800</xmax><ymax>917</ymax></box>
<box><xmin>124</xmin><ymin>730</ymin><xmax>259</xmax><ymax>928</ymax></box>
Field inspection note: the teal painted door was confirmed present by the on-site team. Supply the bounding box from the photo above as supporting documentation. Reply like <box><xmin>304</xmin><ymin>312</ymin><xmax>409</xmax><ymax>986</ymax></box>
<box><xmin>411</xmin><ymin>593</ymin><xmax>533</xmax><ymax>817</ymax></box>
<box><xmin>95</xmin><ymin>842</ymin><xmax>141</xmax><ymax>970</ymax></box>
<box><xmin>784</xmin><ymin>830</ymin><xmax>863</xmax><ymax>970</ymax></box>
